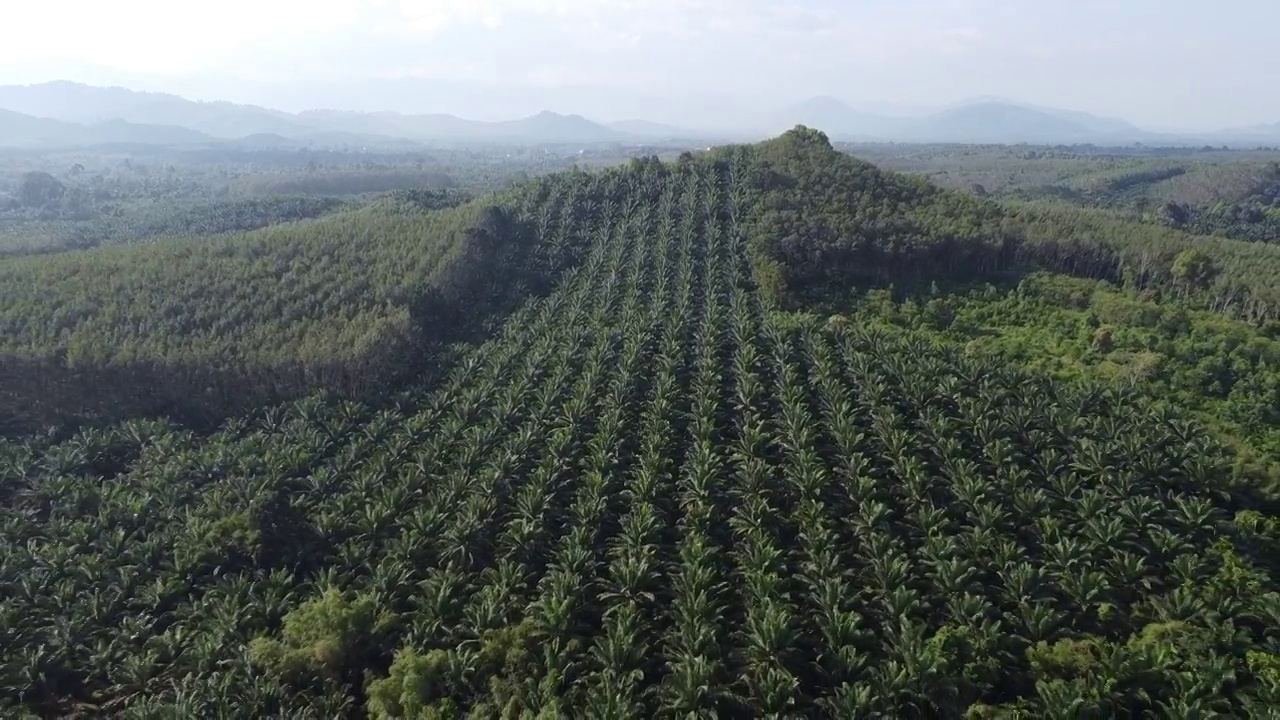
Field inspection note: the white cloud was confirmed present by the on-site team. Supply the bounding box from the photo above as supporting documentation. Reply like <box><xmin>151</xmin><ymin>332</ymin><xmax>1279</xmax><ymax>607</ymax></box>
<box><xmin>0</xmin><ymin>0</ymin><xmax>367</xmax><ymax>75</ymax></box>
<box><xmin>0</xmin><ymin>0</ymin><xmax>933</xmax><ymax>78</ymax></box>
<box><xmin>394</xmin><ymin>0</ymin><xmax>505</xmax><ymax>33</ymax></box>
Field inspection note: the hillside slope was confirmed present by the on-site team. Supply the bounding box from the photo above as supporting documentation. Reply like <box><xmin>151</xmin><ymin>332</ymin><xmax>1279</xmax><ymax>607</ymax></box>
<box><xmin>721</xmin><ymin>127</ymin><xmax>1018</xmax><ymax>305</ymax></box>
<box><xmin>728</xmin><ymin>128</ymin><xmax>1280</xmax><ymax>322</ymax></box>
<box><xmin>0</xmin><ymin>176</ymin><xmax>606</xmax><ymax>431</ymax></box>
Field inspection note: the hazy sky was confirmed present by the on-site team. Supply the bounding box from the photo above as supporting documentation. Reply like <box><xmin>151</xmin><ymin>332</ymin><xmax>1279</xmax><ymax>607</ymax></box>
<box><xmin>3</xmin><ymin>0</ymin><xmax>1277</xmax><ymax>130</ymax></box>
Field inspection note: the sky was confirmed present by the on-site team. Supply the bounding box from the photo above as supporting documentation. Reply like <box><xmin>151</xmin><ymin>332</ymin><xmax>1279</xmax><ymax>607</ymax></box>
<box><xmin>1</xmin><ymin>0</ymin><xmax>1277</xmax><ymax>130</ymax></box>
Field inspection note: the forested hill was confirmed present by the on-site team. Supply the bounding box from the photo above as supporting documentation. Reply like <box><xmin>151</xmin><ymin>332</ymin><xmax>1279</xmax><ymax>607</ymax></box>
<box><xmin>0</xmin><ymin>175</ymin><xmax>608</xmax><ymax>432</ymax></box>
<box><xmin>725</xmin><ymin>128</ymin><xmax>1280</xmax><ymax>322</ymax></box>
<box><xmin>2</xmin><ymin>126</ymin><xmax>1280</xmax><ymax>712</ymax></box>
<box><xmin>4</xmin><ymin>126</ymin><xmax>1280</xmax><ymax>433</ymax></box>
<box><xmin>1</xmin><ymin>127</ymin><xmax>1278</xmax><ymax>717</ymax></box>
<box><xmin>723</xmin><ymin>127</ymin><xmax>1019</xmax><ymax>305</ymax></box>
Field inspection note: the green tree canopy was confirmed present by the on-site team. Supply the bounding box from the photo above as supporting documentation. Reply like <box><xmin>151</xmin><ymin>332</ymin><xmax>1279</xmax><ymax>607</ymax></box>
<box><xmin>1172</xmin><ymin>248</ymin><xmax>1219</xmax><ymax>290</ymax></box>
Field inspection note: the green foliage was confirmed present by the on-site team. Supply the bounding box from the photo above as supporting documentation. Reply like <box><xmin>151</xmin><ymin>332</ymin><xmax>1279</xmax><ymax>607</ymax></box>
<box><xmin>1247</xmin><ymin>651</ymin><xmax>1280</xmax><ymax>690</ymax></box>
<box><xmin>30</xmin><ymin>195</ymin><xmax>351</xmax><ymax>254</ymax></box>
<box><xmin>724</xmin><ymin>126</ymin><xmax>1018</xmax><ymax>307</ymax></box>
<box><xmin>857</xmin><ymin>144</ymin><xmax>1280</xmax><ymax>244</ymax></box>
<box><xmin>1027</xmin><ymin>637</ymin><xmax>1106</xmax><ymax>679</ymax></box>
<box><xmin>249</xmin><ymin>588</ymin><xmax>386</xmax><ymax>682</ymax></box>
<box><xmin>0</xmin><ymin>140</ymin><xmax>645</xmax><ymax>256</ymax></box>
<box><xmin>851</xmin><ymin>272</ymin><xmax>1280</xmax><ymax>492</ymax></box>
<box><xmin>0</xmin><ymin>173</ymin><xmax>606</xmax><ymax>432</ymax></box>
<box><xmin>229</xmin><ymin>169</ymin><xmax>455</xmax><ymax>197</ymax></box>
<box><xmin>365</xmin><ymin>648</ymin><xmax>456</xmax><ymax>719</ymax></box>
<box><xmin>1171</xmin><ymin>248</ymin><xmax>1218</xmax><ymax>289</ymax></box>
<box><xmin>1149</xmin><ymin>163</ymin><xmax>1280</xmax><ymax>242</ymax></box>
<box><xmin>739</xmin><ymin>131</ymin><xmax>1280</xmax><ymax>324</ymax></box>
<box><xmin>1011</xmin><ymin>203</ymin><xmax>1280</xmax><ymax>321</ymax></box>
<box><xmin>1018</xmin><ymin>272</ymin><xmax>1095</xmax><ymax>309</ymax></box>
<box><xmin>0</xmin><ymin>197</ymin><xmax>487</xmax><ymax>366</ymax></box>
<box><xmin>366</xmin><ymin>621</ymin><xmax>543</xmax><ymax>718</ymax></box>
<box><xmin>1091</xmin><ymin>292</ymin><xmax>1164</xmax><ymax>327</ymax></box>
<box><xmin>193</xmin><ymin>511</ymin><xmax>259</xmax><ymax>565</ymax></box>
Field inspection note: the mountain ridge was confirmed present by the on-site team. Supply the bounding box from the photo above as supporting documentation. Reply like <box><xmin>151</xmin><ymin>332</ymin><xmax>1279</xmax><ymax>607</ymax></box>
<box><xmin>1</xmin><ymin>81</ymin><xmax>1276</xmax><ymax>148</ymax></box>
<box><xmin>773</xmin><ymin>96</ymin><xmax>1171</xmax><ymax>144</ymax></box>
<box><xmin>0</xmin><ymin>107</ymin><xmax>215</xmax><ymax>147</ymax></box>
<box><xmin>0</xmin><ymin>81</ymin><xmax>306</xmax><ymax>138</ymax></box>
<box><xmin>0</xmin><ymin>82</ymin><xmax>630</xmax><ymax>145</ymax></box>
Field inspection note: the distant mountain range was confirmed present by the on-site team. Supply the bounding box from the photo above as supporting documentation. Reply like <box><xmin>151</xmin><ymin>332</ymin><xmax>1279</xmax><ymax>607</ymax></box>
<box><xmin>0</xmin><ymin>81</ymin><xmax>1276</xmax><ymax>149</ymax></box>
<box><xmin>0</xmin><ymin>82</ymin><xmax>644</xmax><ymax>148</ymax></box>
<box><xmin>767</xmin><ymin>97</ymin><xmax>1197</xmax><ymax>145</ymax></box>
<box><xmin>0</xmin><ymin>108</ymin><xmax>214</xmax><ymax>147</ymax></box>
<box><xmin>0</xmin><ymin>82</ymin><xmax>305</xmax><ymax>139</ymax></box>
<box><xmin>294</xmin><ymin>108</ymin><xmax>628</xmax><ymax>144</ymax></box>
<box><xmin>1214</xmin><ymin>121</ymin><xmax>1280</xmax><ymax>145</ymax></box>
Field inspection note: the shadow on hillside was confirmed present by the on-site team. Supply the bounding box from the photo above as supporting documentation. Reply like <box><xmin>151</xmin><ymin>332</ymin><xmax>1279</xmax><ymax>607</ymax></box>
<box><xmin>787</xmin><ymin>231</ymin><xmax>1133</xmax><ymax>316</ymax></box>
<box><xmin>0</xmin><ymin>344</ymin><xmax>421</xmax><ymax>437</ymax></box>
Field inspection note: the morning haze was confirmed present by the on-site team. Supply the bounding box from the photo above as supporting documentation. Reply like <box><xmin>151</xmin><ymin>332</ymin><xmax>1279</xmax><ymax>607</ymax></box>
<box><xmin>2</xmin><ymin>0</ymin><xmax>1277</xmax><ymax>135</ymax></box>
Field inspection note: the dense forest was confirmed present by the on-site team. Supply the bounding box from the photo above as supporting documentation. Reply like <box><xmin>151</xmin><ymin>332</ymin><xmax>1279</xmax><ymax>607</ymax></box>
<box><xmin>857</xmin><ymin>143</ymin><xmax>1280</xmax><ymax>246</ymax></box>
<box><xmin>737</xmin><ymin>130</ymin><xmax>1280</xmax><ymax>324</ymax></box>
<box><xmin>1</xmin><ymin>128</ymin><xmax>1277</xmax><ymax>717</ymax></box>
<box><xmin>0</xmin><ymin>174</ymin><xmax>611</xmax><ymax>433</ymax></box>
<box><xmin>0</xmin><ymin>142</ymin><xmax>672</xmax><ymax>255</ymax></box>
